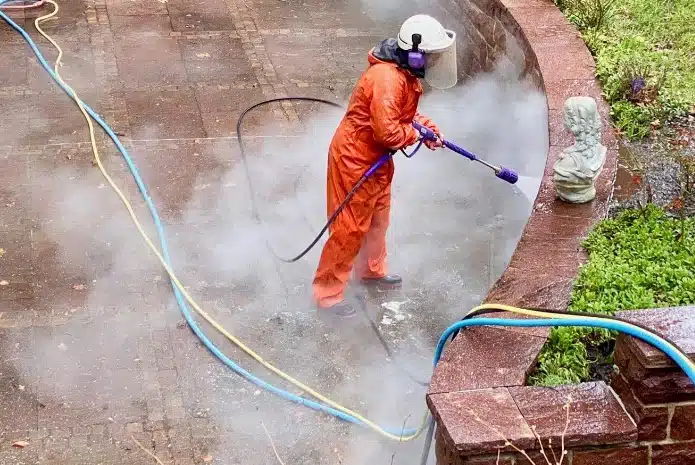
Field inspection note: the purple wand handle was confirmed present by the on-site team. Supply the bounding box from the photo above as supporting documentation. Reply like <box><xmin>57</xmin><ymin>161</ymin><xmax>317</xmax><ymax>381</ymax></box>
<box><xmin>410</xmin><ymin>121</ymin><xmax>518</xmax><ymax>185</ymax></box>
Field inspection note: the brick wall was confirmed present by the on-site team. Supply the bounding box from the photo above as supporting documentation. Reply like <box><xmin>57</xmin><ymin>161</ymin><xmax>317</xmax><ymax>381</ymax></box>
<box><xmin>410</xmin><ymin>0</ymin><xmax>542</xmax><ymax>87</ymax></box>
<box><xmin>428</xmin><ymin>308</ymin><xmax>695</xmax><ymax>465</ymax></box>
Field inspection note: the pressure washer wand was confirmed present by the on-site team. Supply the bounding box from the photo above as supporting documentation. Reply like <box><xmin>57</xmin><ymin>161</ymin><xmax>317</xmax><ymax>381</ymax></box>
<box><xmin>412</xmin><ymin>121</ymin><xmax>519</xmax><ymax>184</ymax></box>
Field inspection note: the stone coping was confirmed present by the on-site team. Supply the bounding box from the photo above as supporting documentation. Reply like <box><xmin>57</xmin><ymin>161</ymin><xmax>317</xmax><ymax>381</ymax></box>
<box><xmin>427</xmin><ymin>0</ymin><xmax>623</xmax><ymax>456</ymax></box>
<box><xmin>428</xmin><ymin>382</ymin><xmax>636</xmax><ymax>456</ymax></box>
<box><xmin>484</xmin><ymin>0</ymin><xmax>619</xmax><ymax>310</ymax></box>
<box><xmin>615</xmin><ymin>307</ymin><xmax>695</xmax><ymax>368</ymax></box>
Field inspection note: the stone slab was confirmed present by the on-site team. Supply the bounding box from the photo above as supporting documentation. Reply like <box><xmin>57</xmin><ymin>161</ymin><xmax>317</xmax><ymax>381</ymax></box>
<box><xmin>428</xmin><ymin>388</ymin><xmax>537</xmax><ymax>455</ymax></box>
<box><xmin>615</xmin><ymin>307</ymin><xmax>695</xmax><ymax>368</ymax></box>
<box><xmin>508</xmin><ymin>382</ymin><xmax>637</xmax><ymax>447</ymax></box>
<box><xmin>428</xmin><ymin>319</ymin><xmax>547</xmax><ymax>394</ymax></box>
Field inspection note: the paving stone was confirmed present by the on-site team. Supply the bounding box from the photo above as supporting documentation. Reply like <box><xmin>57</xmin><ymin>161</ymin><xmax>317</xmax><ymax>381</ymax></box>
<box><xmin>180</xmin><ymin>37</ymin><xmax>255</xmax><ymax>84</ymax></box>
<box><xmin>105</xmin><ymin>0</ymin><xmax>169</xmax><ymax>16</ymax></box>
<box><xmin>108</xmin><ymin>14</ymin><xmax>174</xmax><ymax>37</ymax></box>
<box><xmin>124</xmin><ymin>90</ymin><xmax>206</xmax><ymax>139</ymax></box>
<box><xmin>0</xmin><ymin>44</ymin><xmax>28</xmax><ymax>87</ymax></box>
<box><xmin>114</xmin><ymin>36</ymin><xmax>188</xmax><ymax>87</ymax></box>
<box><xmin>0</xmin><ymin>1</ymin><xmax>561</xmax><ymax>465</ymax></box>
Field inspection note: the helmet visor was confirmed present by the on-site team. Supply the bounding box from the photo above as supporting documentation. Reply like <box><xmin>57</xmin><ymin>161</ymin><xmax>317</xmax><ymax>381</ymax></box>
<box><xmin>424</xmin><ymin>31</ymin><xmax>457</xmax><ymax>90</ymax></box>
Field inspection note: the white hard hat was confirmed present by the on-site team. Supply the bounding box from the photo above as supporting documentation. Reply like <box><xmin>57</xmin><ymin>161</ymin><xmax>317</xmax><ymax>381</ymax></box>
<box><xmin>397</xmin><ymin>14</ymin><xmax>455</xmax><ymax>53</ymax></box>
<box><xmin>397</xmin><ymin>15</ymin><xmax>458</xmax><ymax>90</ymax></box>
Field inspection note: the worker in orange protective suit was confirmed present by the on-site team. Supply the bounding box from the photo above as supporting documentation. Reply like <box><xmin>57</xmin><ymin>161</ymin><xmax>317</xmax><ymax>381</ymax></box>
<box><xmin>312</xmin><ymin>14</ymin><xmax>459</xmax><ymax>317</ymax></box>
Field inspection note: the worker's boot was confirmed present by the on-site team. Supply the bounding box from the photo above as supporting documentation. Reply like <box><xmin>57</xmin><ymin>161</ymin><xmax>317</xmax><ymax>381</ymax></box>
<box><xmin>360</xmin><ymin>274</ymin><xmax>403</xmax><ymax>289</ymax></box>
<box><xmin>319</xmin><ymin>301</ymin><xmax>356</xmax><ymax>319</ymax></box>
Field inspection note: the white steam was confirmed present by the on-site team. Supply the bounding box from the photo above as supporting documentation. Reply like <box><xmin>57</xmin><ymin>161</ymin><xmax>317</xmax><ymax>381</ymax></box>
<box><xmin>3</xmin><ymin>43</ymin><xmax>547</xmax><ymax>465</ymax></box>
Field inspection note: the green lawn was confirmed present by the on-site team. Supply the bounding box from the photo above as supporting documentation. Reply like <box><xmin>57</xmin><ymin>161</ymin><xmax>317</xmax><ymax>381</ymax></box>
<box><xmin>529</xmin><ymin>205</ymin><xmax>695</xmax><ymax>386</ymax></box>
<box><xmin>557</xmin><ymin>0</ymin><xmax>695</xmax><ymax>139</ymax></box>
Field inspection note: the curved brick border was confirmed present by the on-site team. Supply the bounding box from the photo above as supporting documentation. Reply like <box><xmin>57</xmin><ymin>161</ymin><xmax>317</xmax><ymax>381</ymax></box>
<box><xmin>484</xmin><ymin>0</ymin><xmax>619</xmax><ymax>310</ymax></box>
<box><xmin>428</xmin><ymin>0</ymin><xmax>626</xmax><ymax>462</ymax></box>
<box><xmin>427</xmin><ymin>0</ymin><xmax>619</xmax><ymax>396</ymax></box>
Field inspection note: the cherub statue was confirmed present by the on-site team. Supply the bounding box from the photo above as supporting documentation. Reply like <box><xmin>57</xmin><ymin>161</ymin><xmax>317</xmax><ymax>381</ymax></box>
<box><xmin>552</xmin><ymin>96</ymin><xmax>607</xmax><ymax>203</ymax></box>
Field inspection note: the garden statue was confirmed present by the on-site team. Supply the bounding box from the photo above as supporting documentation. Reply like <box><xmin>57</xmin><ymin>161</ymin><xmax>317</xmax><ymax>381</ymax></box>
<box><xmin>552</xmin><ymin>96</ymin><xmax>607</xmax><ymax>203</ymax></box>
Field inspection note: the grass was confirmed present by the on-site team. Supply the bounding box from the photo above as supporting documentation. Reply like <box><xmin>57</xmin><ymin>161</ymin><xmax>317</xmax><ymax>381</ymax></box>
<box><xmin>529</xmin><ymin>205</ymin><xmax>695</xmax><ymax>386</ymax></box>
<box><xmin>554</xmin><ymin>0</ymin><xmax>695</xmax><ymax>139</ymax></box>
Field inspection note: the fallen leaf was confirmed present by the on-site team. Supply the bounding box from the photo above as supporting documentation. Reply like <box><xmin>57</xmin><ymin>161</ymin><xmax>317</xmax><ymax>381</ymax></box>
<box><xmin>202</xmin><ymin>455</ymin><xmax>213</xmax><ymax>463</ymax></box>
<box><xmin>12</xmin><ymin>441</ymin><xmax>29</xmax><ymax>448</ymax></box>
<box><xmin>72</xmin><ymin>284</ymin><xmax>86</xmax><ymax>290</ymax></box>
<box><xmin>18</xmin><ymin>385</ymin><xmax>25</xmax><ymax>391</ymax></box>
<box><xmin>0</xmin><ymin>280</ymin><xmax>8</xmax><ymax>286</ymax></box>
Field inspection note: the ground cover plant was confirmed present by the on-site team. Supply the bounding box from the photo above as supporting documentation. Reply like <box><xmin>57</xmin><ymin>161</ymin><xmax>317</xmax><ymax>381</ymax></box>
<box><xmin>529</xmin><ymin>204</ymin><xmax>695</xmax><ymax>386</ymax></box>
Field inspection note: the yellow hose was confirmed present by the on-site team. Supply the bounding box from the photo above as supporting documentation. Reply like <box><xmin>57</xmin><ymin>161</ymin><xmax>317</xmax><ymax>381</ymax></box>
<box><xmin>33</xmin><ymin>1</ymin><xmax>428</xmax><ymax>441</ymax></box>
<box><xmin>36</xmin><ymin>3</ymin><xmax>692</xmax><ymax>443</ymax></box>
<box><xmin>468</xmin><ymin>303</ymin><xmax>695</xmax><ymax>370</ymax></box>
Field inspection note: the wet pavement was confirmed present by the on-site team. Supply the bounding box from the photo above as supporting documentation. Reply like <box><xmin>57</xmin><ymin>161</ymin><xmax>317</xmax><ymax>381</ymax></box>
<box><xmin>0</xmin><ymin>1</ymin><xmax>547</xmax><ymax>464</ymax></box>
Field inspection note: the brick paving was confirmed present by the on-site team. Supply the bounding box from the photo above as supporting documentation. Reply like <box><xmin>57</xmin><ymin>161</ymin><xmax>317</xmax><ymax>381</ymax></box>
<box><xmin>0</xmin><ymin>1</ymin><xmax>547</xmax><ymax>464</ymax></box>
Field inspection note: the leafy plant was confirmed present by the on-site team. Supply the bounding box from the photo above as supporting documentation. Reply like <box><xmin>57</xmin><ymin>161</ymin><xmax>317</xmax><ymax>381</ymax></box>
<box><xmin>563</xmin><ymin>0</ymin><xmax>617</xmax><ymax>31</ymax></box>
<box><xmin>529</xmin><ymin>205</ymin><xmax>695</xmax><ymax>386</ymax></box>
<box><xmin>555</xmin><ymin>0</ymin><xmax>695</xmax><ymax>140</ymax></box>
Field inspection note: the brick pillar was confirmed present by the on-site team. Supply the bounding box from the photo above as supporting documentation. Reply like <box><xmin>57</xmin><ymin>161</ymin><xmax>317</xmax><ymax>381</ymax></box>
<box><xmin>611</xmin><ymin>307</ymin><xmax>695</xmax><ymax>463</ymax></box>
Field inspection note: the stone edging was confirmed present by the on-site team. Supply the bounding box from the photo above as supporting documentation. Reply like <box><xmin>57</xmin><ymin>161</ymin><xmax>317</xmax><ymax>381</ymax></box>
<box><xmin>484</xmin><ymin>0</ymin><xmax>619</xmax><ymax>310</ymax></box>
<box><xmin>427</xmin><ymin>0</ymin><xmax>623</xmax><ymax>459</ymax></box>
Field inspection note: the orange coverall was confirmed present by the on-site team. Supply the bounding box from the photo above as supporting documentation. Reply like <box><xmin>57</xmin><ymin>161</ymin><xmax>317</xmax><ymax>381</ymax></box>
<box><xmin>312</xmin><ymin>49</ymin><xmax>440</xmax><ymax>309</ymax></box>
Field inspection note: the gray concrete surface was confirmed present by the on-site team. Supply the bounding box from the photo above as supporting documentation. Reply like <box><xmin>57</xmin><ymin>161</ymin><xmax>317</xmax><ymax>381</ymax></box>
<box><xmin>0</xmin><ymin>0</ymin><xmax>548</xmax><ymax>463</ymax></box>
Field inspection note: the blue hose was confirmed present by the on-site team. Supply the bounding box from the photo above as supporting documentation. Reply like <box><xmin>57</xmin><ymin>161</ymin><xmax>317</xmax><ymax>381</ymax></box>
<box><xmin>4</xmin><ymin>6</ymin><xmax>695</xmax><ymax>443</ymax></box>
<box><xmin>434</xmin><ymin>318</ymin><xmax>695</xmax><ymax>383</ymax></box>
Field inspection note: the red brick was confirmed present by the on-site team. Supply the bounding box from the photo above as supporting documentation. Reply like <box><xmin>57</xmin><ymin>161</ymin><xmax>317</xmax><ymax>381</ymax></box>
<box><xmin>652</xmin><ymin>443</ymin><xmax>695</xmax><ymax>465</ymax></box>
<box><xmin>671</xmin><ymin>404</ymin><xmax>695</xmax><ymax>441</ymax></box>
<box><xmin>428</xmin><ymin>323</ymin><xmax>547</xmax><ymax>395</ymax></box>
<box><xmin>465</xmin><ymin>455</ymin><xmax>514</xmax><ymax>465</ymax></box>
<box><xmin>435</xmin><ymin>430</ymin><xmax>516</xmax><ymax>465</ymax></box>
<box><xmin>611</xmin><ymin>373</ymin><xmax>669</xmax><ymax>441</ymax></box>
<box><xmin>517</xmin><ymin>450</ymin><xmax>568</xmax><ymax>464</ymax></box>
<box><xmin>573</xmin><ymin>447</ymin><xmax>650</xmax><ymax>465</ymax></box>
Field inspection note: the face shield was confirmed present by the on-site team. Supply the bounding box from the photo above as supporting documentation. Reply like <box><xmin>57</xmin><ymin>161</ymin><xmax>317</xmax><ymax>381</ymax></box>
<box><xmin>423</xmin><ymin>30</ymin><xmax>457</xmax><ymax>90</ymax></box>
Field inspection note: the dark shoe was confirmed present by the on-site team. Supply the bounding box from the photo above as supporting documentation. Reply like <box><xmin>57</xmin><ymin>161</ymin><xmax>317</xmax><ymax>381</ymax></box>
<box><xmin>360</xmin><ymin>274</ymin><xmax>403</xmax><ymax>289</ymax></box>
<box><xmin>321</xmin><ymin>301</ymin><xmax>357</xmax><ymax>319</ymax></box>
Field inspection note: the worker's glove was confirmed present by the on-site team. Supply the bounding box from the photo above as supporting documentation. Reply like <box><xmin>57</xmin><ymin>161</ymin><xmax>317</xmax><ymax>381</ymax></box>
<box><xmin>423</xmin><ymin>128</ymin><xmax>443</xmax><ymax>150</ymax></box>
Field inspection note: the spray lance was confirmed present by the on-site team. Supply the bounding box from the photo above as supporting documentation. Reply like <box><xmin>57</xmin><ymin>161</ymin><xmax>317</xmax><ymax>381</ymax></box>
<box><xmin>411</xmin><ymin>121</ymin><xmax>519</xmax><ymax>184</ymax></box>
<box><xmin>235</xmin><ymin>97</ymin><xmax>520</xmax><ymax>265</ymax></box>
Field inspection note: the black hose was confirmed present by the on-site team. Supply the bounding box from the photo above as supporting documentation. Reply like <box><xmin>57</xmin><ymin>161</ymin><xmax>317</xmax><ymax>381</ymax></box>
<box><xmin>354</xmin><ymin>294</ymin><xmax>430</xmax><ymax>387</ymax></box>
<box><xmin>237</xmin><ymin>97</ymin><xmax>430</xmax><ymax>388</ymax></box>
<box><xmin>236</xmin><ymin>97</ymin><xmax>423</xmax><ymax>263</ymax></box>
<box><xmin>236</xmin><ymin>97</ymin><xmax>377</xmax><ymax>263</ymax></box>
